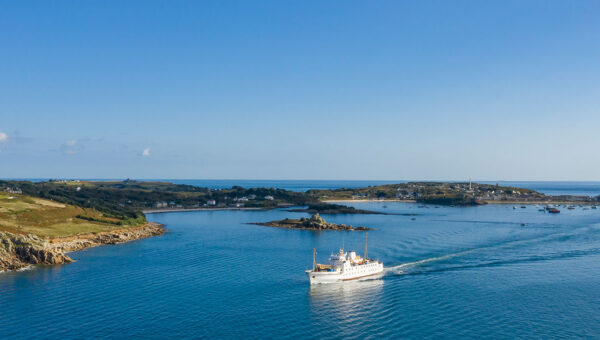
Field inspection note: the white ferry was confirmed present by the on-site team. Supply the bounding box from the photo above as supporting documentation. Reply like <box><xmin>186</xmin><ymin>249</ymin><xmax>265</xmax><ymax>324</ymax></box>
<box><xmin>306</xmin><ymin>234</ymin><xmax>384</xmax><ymax>284</ymax></box>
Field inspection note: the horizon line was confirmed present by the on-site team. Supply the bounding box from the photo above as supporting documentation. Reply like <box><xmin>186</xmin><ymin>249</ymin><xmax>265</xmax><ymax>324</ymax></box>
<box><xmin>3</xmin><ymin>178</ymin><xmax>600</xmax><ymax>183</ymax></box>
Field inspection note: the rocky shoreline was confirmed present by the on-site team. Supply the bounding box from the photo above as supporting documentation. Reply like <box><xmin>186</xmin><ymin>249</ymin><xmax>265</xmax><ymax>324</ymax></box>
<box><xmin>0</xmin><ymin>223</ymin><xmax>164</xmax><ymax>272</ymax></box>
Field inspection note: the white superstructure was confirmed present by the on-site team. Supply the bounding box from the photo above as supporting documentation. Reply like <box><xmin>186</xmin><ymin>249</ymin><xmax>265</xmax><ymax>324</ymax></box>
<box><xmin>306</xmin><ymin>234</ymin><xmax>384</xmax><ymax>284</ymax></box>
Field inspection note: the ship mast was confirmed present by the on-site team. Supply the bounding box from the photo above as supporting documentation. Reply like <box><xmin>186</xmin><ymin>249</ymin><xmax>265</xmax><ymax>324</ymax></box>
<box><xmin>312</xmin><ymin>248</ymin><xmax>316</xmax><ymax>271</ymax></box>
<box><xmin>364</xmin><ymin>232</ymin><xmax>368</xmax><ymax>259</ymax></box>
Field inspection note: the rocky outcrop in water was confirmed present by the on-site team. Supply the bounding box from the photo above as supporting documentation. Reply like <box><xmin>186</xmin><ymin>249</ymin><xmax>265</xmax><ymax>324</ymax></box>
<box><xmin>0</xmin><ymin>223</ymin><xmax>164</xmax><ymax>272</ymax></box>
<box><xmin>251</xmin><ymin>213</ymin><xmax>370</xmax><ymax>231</ymax></box>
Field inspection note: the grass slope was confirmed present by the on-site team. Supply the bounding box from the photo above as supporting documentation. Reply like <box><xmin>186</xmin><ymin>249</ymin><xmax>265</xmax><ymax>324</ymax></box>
<box><xmin>0</xmin><ymin>193</ymin><xmax>137</xmax><ymax>238</ymax></box>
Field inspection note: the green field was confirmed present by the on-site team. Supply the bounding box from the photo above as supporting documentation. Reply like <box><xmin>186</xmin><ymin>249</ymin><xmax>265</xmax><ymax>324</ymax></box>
<box><xmin>0</xmin><ymin>193</ymin><xmax>136</xmax><ymax>238</ymax></box>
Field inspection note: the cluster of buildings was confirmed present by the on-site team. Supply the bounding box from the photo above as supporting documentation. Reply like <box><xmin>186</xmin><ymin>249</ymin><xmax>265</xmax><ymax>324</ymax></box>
<box><xmin>345</xmin><ymin>182</ymin><xmax>556</xmax><ymax>202</ymax></box>
<box><xmin>152</xmin><ymin>194</ymin><xmax>276</xmax><ymax>209</ymax></box>
<box><xmin>153</xmin><ymin>201</ymin><xmax>184</xmax><ymax>208</ymax></box>
<box><xmin>154</xmin><ymin>201</ymin><xmax>170</xmax><ymax>208</ymax></box>
<box><xmin>231</xmin><ymin>194</ymin><xmax>274</xmax><ymax>202</ymax></box>
<box><xmin>49</xmin><ymin>179</ymin><xmax>81</xmax><ymax>183</ymax></box>
<box><xmin>2</xmin><ymin>187</ymin><xmax>22</xmax><ymax>194</ymax></box>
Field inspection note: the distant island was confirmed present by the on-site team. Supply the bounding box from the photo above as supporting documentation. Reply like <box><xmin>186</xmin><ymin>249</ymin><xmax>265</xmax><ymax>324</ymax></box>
<box><xmin>251</xmin><ymin>213</ymin><xmax>370</xmax><ymax>231</ymax></box>
<box><xmin>311</xmin><ymin>182</ymin><xmax>600</xmax><ymax>206</ymax></box>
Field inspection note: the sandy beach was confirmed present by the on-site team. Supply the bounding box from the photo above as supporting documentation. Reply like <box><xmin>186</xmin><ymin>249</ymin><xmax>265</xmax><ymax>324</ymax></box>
<box><xmin>142</xmin><ymin>207</ymin><xmax>271</xmax><ymax>214</ymax></box>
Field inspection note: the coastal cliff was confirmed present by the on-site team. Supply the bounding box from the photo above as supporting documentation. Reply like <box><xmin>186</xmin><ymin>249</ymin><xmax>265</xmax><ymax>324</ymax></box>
<box><xmin>0</xmin><ymin>223</ymin><xmax>164</xmax><ymax>272</ymax></box>
<box><xmin>0</xmin><ymin>232</ymin><xmax>73</xmax><ymax>271</ymax></box>
<box><xmin>48</xmin><ymin>222</ymin><xmax>164</xmax><ymax>252</ymax></box>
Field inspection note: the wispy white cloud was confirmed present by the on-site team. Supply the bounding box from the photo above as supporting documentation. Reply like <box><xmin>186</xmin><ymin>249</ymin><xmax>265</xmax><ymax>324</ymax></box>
<box><xmin>0</xmin><ymin>132</ymin><xmax>7</xmax><ymax>151</ymax></box>
<box><xmin>60</xmin><ymin>139</ymin><xmax>82</xmax><ymax>155</ymax></box>
<box><xmin>142</xmin><ymin>148</ymin><xmax>150</xmax><ymax>157</ymax></box>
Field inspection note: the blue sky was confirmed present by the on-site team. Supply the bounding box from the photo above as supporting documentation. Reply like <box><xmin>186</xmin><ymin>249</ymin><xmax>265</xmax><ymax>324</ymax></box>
<box><xmin>1</xmin><ymin>1</ymin><xmax>599</xmax><ymax>180</ymax></box>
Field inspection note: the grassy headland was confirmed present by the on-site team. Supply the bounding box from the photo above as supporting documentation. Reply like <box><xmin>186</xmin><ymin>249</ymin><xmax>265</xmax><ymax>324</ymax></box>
<box><xmin>0</xmin><ymin>193</ymin><xmax>138</xmax><ymax>238</ymax></box>
<box><xmin>0</xmin><ymin>185</ymin><xmax>165</xmax><ymax>271</ymax></box>
<box><xmin>0</xmin><ymin>179</ymin><xmax>383</xmax><ymax>218</ymax></box>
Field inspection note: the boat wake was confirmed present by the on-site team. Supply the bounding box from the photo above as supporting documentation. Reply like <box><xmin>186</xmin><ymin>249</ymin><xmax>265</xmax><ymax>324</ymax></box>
<box><xmin>384</xmin><ymin>223</ymin><xmax>600</xmax><ymax>277</ymax></box>
<box><xmin>384</xmin><ymin>249</ymin><xmax>473</xmax><ymax>275</ymax></box>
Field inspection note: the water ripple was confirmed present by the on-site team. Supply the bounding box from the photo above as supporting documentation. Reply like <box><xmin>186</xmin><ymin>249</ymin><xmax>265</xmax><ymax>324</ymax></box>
<box><xmin>1</xmin><ymin>205</ymin><xmax>600</xmax><ymax>338</ymax></box>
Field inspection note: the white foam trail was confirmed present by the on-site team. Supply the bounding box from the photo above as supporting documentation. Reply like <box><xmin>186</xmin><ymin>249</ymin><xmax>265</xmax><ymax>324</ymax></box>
<box><xmin>17</xmin><ymin>265</ymin><xmax>34</xmax><ymax>272</ymax></box>
<box><xmin>385</xmin><ymin>223</ymin><xmax>600</xmax><ymax>276</ymax></box>
<box><xmin>0</xmin><ymin>265</ymin><xmax>34</xmax><ymax>275</ymax></box>
<box><xmin>385</xmin><ymin>250</ymin><xmax>473</xmax><ymax>275</ymax></box>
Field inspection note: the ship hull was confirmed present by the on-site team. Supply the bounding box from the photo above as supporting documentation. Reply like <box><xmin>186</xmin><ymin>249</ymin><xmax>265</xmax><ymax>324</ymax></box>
<box><xmin>306</xmin><ymin>263</ymin><xmax>384</xmax><ymax>284</ymax></box>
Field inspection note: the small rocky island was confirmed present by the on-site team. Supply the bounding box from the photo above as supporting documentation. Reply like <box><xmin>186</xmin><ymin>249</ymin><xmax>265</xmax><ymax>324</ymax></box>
<box><xmin>252</xmin><ymin>213</ymin><xmax>370</xmax><ymax>231</ymax></box>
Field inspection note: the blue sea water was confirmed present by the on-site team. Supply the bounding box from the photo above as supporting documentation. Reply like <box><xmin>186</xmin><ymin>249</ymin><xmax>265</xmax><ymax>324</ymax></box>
<box><xmin>1</xmin><ymin>202</ymin><xmax>600</xmax><ymax>338</ymax></box>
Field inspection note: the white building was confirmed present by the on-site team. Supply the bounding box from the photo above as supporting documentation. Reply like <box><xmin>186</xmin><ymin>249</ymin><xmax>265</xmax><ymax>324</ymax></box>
<box><xmin>154</xmin><ymin>201</ymin><xmax>168</xmax><ymax>208</ymax></box>
<box><xmin>4</xmin><ymin>187</ymin><xmax>22</xmax><ymax>194</ymax></box>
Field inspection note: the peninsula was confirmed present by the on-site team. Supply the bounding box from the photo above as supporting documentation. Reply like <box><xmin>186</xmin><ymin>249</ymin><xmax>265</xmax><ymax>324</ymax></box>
<box><xmin>252</xmin><ymin>213</ymin><xmax>370</xmax><ymax>231</ymax></box>
<box><xmin>310</xmin><ymin>182</ymin><xmax>599</xmax><ymax>206</ymax></box>
<box><xmin>0</xmin><ymin>190</ymin><xmax>163</xmax><ymax>271</ymax></box>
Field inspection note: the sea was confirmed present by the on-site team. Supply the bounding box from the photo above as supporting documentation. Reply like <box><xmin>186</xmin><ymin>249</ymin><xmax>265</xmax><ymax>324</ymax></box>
<box><xmin>1</xmin><ymin>180</ymin><xmax>600</xmax><ymax>338</ymax></box>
